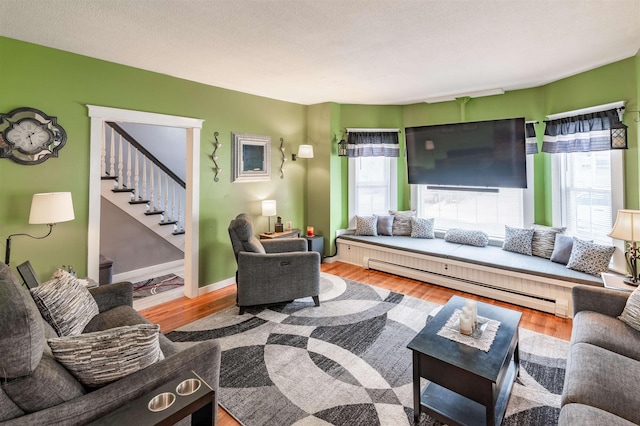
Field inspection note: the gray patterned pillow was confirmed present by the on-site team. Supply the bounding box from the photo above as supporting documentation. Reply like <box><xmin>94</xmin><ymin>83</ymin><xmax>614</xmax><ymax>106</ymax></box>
<box><xmin>566</xmin><ymin>237</ymin><xmax>615</xmax><ymax>276</ymax></box>
<box><xmin>444</xmin><ymin>229</ymin><xmax>489</xmax><ymax>247</ymax></box>
<box><xmin>48</xmin><ymin>324</ymin><xmax>164</xmax><ymax>387</ymax></box>
<box><xmin>411</xmin><ymin>217</ymin><xmax>435</xmax><ymax>239</ymax></box>
<box><xmin>376</xmin><ymin>215</ymin><xmax>394</xmax><ymax>236</ymax></box>
<box><xmin>531</xmin><ymin>225</ymin><xmax>566</xmax><ymax>259</ymax></box>
<box><xmin>502</xmin><ymin>226</ymin><xmax>534</xmax><ymax>256</ymax></box>
<box><xmin>390</xmin><ymin>210</ymin><xmax>416</xmax><ymax>236</ymax></box>
<box><xmin>31</xmin><ymin>270</ymin><xmax>99</xmax><ymax>336</ymax></box>
<box><xmin>355</xmin><ymin>215</ymin><xmax>378</xmax><ymax>236</ymax></box>
<box><xmin>619</xmin><ymin>286</ymin><xmax>640</xmax><ymax>332</ymax></box>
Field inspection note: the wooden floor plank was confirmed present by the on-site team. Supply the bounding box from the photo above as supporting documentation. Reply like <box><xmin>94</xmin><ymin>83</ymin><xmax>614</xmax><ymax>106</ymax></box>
<box><xmin>139</xmin><ymin>261</ymin><xmax>574</xmax><ymax>426</ymax></box>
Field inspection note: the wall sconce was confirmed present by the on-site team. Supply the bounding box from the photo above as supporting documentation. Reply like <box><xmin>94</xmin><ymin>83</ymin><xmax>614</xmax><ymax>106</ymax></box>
<box><xmin>261</xmin><ymin>199</ymin><xmax>277</xmax><ymax>234</ymax></box>
<box><xmin>5</xmin><ymin>192</ymin><xmax>75</xmax><ymax>266</ymax></box>
<box><xmin>611</xmin><ymin>107</ymin><xmax>628</xmax><ymax>150</ymax></box>
<box><xmin>338</xmin><ymin>137</ymin><xmax>348</xmax><ymax>157</ymax></box>
<box><xmin>292</xmin><ymin>145</ymin><xmax>314</xmax><ymax>161</ymax></box>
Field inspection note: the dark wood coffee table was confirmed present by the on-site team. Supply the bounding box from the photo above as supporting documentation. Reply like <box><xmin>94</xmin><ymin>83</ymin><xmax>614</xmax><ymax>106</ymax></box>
<box><xmin>407</xmin><ymin>296</ymin><xmax>521</xmax><ymax>426</ymax></box>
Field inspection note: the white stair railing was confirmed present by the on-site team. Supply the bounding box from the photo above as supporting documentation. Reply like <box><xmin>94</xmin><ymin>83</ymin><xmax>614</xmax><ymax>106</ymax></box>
<box><xmin>101</xmin><ymin>123</ymin><xmax>186</xmax><ymax>234</ymax></box>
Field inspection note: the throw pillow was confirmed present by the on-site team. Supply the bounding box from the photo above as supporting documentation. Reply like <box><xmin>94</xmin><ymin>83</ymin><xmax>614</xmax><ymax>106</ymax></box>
<box><xmin>619</xmin><ymin>286</ymin><xmax>640</xmax><ymax>332</ymax></box>
<box><xmin>31</xmin><ymin>270</ymin><xmax>100</xmax><ymax>337</ymax></box>
<box><xmin>48</xmin><ymin>324</ymin><xmax>164</xmax><ymax>387</ymax></box>
<box><xmin>550</xmin><ymin>234</ymin><xmax>575</xmax><ymax>265</ymax></box>
<box><xmin>355</xmin><ymin>215</ymin><xmax>378</xmax><ymax>236</ymax></box>
<box><xmin>502</xmin><ymin>226</ymin><xmax>534</xmax><ymax>256</ymax></box>
<box><xmin>376</xmin><ymin>215</ymin><xmax>394</xmax><ymax>236</ymax></box>
<box><xmin>566</xmin><ymin>237</ymin><xmax>615</xmax><ymax>276</ymax></box>
<box><xmin>389</xmin><ymin>210</ymin><xmax>416</xmax><ymax>236</ymax></box>
<box><xmin>444</xmin><ymin>229</ymin><xmax>489</xmax><ymax>247</ymax></box>
<box><xmin>531</xmin><ymin>225</ymin><xmax>566</xmax><ymax>259</ymax></box>
<box><xmin>411</xmin><ymin>217</ymin><xmax>435</xmax><ymax>239</ymax></box>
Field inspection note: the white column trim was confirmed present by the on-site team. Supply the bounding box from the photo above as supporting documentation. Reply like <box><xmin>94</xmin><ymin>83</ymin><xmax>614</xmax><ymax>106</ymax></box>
<box><xmin>86</xmin><ymin>105</ymin><xmax>203</xmax><ymax>299</ymax></box>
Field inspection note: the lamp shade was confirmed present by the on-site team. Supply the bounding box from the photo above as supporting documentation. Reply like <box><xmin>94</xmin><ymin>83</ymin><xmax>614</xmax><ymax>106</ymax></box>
<box><xmin>29</xmin><ymin>192</ymin><xmax>75</xmax><ymax>224</ymax></box>
<box><xmin>609</xmin><ymin>209</ymin><xmax>640</xmax><ymax>241</ymax></box>
<box><xmin>297</xmin><ymin>145</ymin><xmax>314</xmax><ymax>158</ymax></box>
<box><xmin>261</xmin><ymin>199</ymin><xmax>277</xmax><ymax>217</ymax></box>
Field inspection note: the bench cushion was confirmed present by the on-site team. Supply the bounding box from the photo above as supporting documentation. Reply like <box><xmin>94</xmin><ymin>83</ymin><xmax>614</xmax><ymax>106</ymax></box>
<box><xmin>338</xmin><ymin>234</ymin><xmax>603</xmax><ymax>286</ymax></box>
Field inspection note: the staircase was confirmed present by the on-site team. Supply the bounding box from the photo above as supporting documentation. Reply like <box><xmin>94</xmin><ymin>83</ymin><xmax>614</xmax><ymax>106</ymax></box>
<box><xmin>101</xmin><ymin>122</ymin><xmax>185</xmax><ymax>251</ymax></box>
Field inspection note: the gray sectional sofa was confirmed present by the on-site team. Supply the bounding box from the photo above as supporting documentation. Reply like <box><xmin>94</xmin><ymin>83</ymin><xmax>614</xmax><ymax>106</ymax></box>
<box><xmin>559</xmin><ymin>285</ymin><xmax>640</xmax><ymax>425</ymax></box>
<box><xmin>0</xmin><ymin>262</ymin><xmax>221</xmax><ymax>425</ymax></box>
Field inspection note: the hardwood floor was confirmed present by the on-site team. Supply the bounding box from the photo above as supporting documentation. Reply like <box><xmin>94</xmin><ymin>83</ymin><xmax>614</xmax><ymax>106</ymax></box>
<box><xmin>139</xmin><ymin>261</ymin><xmax>574</xmax><ymax>425</ymax></box>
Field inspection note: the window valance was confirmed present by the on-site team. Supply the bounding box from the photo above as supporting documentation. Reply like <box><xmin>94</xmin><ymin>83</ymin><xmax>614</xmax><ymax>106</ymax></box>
<box><xmin>541</xmin><ymin>109</ymin><xmax>619</xmax><ymax>153</ymax></box>
<box><xmin>525</xmin><ymin>122</ymin><xmax>538</xmax><ymax>155</ymax></box>
<box><xmin>346</xmin><ymin>130</ymin><xmax>399</xmax><ymax>157</ymax></box>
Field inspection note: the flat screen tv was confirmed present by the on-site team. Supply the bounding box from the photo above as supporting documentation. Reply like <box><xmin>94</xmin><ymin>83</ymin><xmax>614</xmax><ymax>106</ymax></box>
<box><xmin>405</xmin><ymin>117</ymin><xmax>527</xmax><ymax>188</ymax></box>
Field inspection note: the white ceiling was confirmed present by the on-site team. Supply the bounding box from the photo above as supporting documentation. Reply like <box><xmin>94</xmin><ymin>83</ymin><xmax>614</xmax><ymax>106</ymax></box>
<box><xmin>1</xmin><ymin>0</ymin><xmax>639</xmax><ymax>105</ymax></box>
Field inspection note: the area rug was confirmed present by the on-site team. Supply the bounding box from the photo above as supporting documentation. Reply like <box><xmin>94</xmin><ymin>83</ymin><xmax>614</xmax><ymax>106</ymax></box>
<box><xmin>166</xmin><ymin>273</ymin><xmax>569</xmax><ymax>426</ymax></box>
<box><xmin>133</xmin><ymin>274</ymin><xmax>183</xmax><ymax>299</ymax></box>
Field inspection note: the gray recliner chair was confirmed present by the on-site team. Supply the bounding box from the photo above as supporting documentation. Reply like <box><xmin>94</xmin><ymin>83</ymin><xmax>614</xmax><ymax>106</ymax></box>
<box><xmin>228</xmin><ymin>213</ymin><xmax>320</xmax><ymax>314</ymax></box>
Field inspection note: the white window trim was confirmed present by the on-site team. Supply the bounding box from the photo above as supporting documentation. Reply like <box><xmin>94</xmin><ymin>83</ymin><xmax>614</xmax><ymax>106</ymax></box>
<box><xmin>550</xmin><ymin>150</ymin><xmax>625</xmax><ymax>272</ymax></box>
<box><xmin>348</xmin><ymin>156</ymin><xmax>398</xmax><ymax>228</ymax></box>
<box><xmin>410</xmin><ymin>154</ymin><xmax>534</xmax><ymax>238</ymax></box>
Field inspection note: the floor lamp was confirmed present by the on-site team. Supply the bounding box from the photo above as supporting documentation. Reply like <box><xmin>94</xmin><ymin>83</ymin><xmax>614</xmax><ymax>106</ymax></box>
<box><xmin>5</xmin><ymin>192</ymin><xmax>75</xmax><ymax>266</ymax></box>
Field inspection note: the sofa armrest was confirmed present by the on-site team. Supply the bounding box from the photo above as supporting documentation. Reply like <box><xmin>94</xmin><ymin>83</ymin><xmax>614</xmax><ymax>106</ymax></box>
<box><xmin>262</xmin><ymin>238</ymin><xmax>308</xmax><ymax>253</ymax></box>
<box><xmin>2</xmin><ymin>340</ymin><xmax>221</xmax><ymax>426</ymax></box>
<box><xmin>89</xmin><ymin>281</ymin><xmax>133</xmax><ymax>312</ymax></box>
<box><xmin>572</xmin><ymin>285</ymin><xmax>630</xmax><ymax>317</ymax></box>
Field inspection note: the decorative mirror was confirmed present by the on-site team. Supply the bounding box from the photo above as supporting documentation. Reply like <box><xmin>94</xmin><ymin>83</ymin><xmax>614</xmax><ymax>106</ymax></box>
<box><xmin>0</xmin><ymin>107</ymin><xmax>67</xmax><ymax>165</ymax></box>
<box><xmin>231</xmin><ymin>132</ymin><xmax>271</xmax><ymax>182</ymax></box>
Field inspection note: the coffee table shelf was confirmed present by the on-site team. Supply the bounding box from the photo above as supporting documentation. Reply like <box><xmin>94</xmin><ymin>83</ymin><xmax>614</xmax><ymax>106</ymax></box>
<box><xmin>419</xmin><ymin>360</ymin><xmax>517</xmax><ymax>426</ymax></box>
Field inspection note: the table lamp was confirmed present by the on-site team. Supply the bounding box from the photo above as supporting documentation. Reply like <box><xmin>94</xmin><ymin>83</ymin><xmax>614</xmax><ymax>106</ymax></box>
<box><xmin>608</xmin><ymin>209</ymin><xmax>640</xmax><ymax>285</ymax></box>
<box><xmin>262</xmin><ymin>200</ymin><xmax>277</xmax><ymax>234</ymax></box>
<box><xmin>5</xmin><ymin>192</ymin><xmax>75</xmax><ymax>266</ymax></box>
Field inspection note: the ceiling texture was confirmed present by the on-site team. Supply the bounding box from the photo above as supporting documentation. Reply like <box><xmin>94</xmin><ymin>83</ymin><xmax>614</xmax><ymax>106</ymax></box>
<box><xmin>1</xmin><ymin>0</ymin><xmax>639</xmax><ymax>105</ymax></box>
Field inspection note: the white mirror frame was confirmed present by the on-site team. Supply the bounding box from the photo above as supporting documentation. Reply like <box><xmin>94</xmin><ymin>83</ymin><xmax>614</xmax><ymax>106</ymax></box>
<box><xmin>232</xmin><ymin>132</ymin><xmax>271</xmax><ymax>182</ymax></box>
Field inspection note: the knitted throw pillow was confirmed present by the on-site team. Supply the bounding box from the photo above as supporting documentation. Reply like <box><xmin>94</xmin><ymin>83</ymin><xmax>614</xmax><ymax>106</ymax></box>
<box><xmin>531</xmin><ymin>225</ymin><xmax>566</xmax><ymax>259</ymax></box>
<box><xmin>619</xmin><ymin>286</ymin><xmax>640</xmax><ymax>332</ymax></box>
<box><xmin>390</xmin><ymin>210</ymin><xmax>416</xmax><ymax>236</ymax></box>
<box><xmin>48</xmin><ymin>324</ymin><xmax>164</xmax><ymax>387</ymax></box>
<box><xmin>31</xmin><ymin>270</ymin><xmax>99</xmax><ymax>337</ymax></box>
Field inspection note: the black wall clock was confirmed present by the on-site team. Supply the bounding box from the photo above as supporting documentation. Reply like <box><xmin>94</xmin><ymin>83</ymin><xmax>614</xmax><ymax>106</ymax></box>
<box><xmin>0</xmin><ymin>107</ymin><xmax>67</xmax><ymax>165</ymax></box>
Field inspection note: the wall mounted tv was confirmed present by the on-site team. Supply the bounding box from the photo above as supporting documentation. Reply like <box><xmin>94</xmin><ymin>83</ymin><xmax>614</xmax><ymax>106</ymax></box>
<box><xmin>405</xmin><ymin>117</ymin><xmax>527</xmax><ymax>189</ymax></box>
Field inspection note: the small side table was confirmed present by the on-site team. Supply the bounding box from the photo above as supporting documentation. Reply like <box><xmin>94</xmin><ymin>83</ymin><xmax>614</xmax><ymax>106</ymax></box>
<box><xmin>259</xmin><ymin>229</ymin><xmax>301</xmax><ymax>239</ymax></box>
<box><xmin>601</xmin><ymin>272</ymin><xmax>637</xmax><ymax>292</ymax></box>
<box><xmin>304</xmin><ymin>236</ymin><xmax>324</xmax><ymax>261</ymax></box>
<box><xmin>89</xmin><ymin>371</ymin><xmax>215</xmax><ymax>426</ymax></box>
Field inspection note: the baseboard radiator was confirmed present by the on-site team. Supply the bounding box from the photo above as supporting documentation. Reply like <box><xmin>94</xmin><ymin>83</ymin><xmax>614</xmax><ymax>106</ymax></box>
<box><xmin>336</xmin><ymin>239</ymin><xmax>572</xmax><ymax>318</ymax></box>
<box><xmin>366</xmin><ymin>258</ymin><xmax>557</xmax><ymax>315</ymax></box>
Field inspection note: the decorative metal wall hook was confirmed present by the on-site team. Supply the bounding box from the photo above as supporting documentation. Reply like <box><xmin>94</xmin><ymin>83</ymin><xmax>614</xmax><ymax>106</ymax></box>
<box><xmin>212</xmin><ymin>131</ymin><xmax>222</xmax><ymax>182</ymax></box>
<box><xmin>279</xmin><ymin>137</ymin><xmax>286</xmax><ymax>179</ymax></box>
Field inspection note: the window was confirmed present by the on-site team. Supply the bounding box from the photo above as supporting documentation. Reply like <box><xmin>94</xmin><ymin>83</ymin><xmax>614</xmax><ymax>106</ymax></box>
<box><xmin>411</xmin><ymin>156</ymin><xmax>534</xmax><ymax>238</ymax></box>
<box><xmin>348</xmin><ymin>156</ymin><xmax>397</xmax><ymax>227</ymax></box>
<box><xmin>552</xmin><ymin>150</ymin><xmax>624</xmax><ymax>245</ymax></box>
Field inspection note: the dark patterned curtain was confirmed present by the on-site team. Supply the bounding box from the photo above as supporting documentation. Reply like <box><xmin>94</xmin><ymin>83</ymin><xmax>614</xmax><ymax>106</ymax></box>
<box><xmin>525</xmin><ymin>122</ymin><xmax>538</xmax><ymax>154</ymax></box>
<box><xmin>542</xmin><ymin>109</ymin><xmax>618</xmax><ymax>153</ymax></box>
<box><xmin>346</xmin><ymin>131</ymin><xmax>399</xmax><ymax>157</ymax></box>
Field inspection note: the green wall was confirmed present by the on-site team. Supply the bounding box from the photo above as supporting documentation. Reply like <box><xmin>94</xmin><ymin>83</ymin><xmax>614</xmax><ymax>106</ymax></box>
<box><xmin>0</xmin><ymin>36</ymin><xmax>308</xmax><ymax>285</ymax></box>
<box><xmin>2</xmin><ymin>35</ymin><xmax>638</xmax><ymax>284</ymax></box>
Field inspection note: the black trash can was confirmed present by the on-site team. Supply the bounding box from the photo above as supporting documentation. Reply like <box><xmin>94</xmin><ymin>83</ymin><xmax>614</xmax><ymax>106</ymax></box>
<box><xmin>99</xmin><ymin>254</ymin><xmax>114</xmax><ymax>285</ymax></box>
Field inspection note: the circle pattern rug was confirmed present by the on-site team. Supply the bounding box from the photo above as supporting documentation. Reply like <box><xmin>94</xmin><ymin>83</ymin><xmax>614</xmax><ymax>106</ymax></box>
<box><xmin>167</xmin><ymin>273</ymin><xmax>568</xmax><ymax>425</ymax></box>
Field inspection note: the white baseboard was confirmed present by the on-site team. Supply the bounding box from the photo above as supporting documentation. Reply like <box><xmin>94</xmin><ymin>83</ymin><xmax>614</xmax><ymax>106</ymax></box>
<box><xmin>198</xmin><ymin>277</ymin><xmax>235</xmax><ymax>296</ymax></box>
<box><xmin>113</xmin><ymin>259</ymin><xmax>185</xmax><ymax>284</ymax></box>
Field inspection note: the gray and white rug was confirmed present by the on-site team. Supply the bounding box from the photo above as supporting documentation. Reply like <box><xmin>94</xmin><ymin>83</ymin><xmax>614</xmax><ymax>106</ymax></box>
<box><xmin>167</xmin><ymin>273</ymin><xmax>569</xmax><ymax>425</ymax></box>
<box><xmin>133</xmin><ymin>274</ymin><xmax>183</xmax><ymax>299</ymax></box>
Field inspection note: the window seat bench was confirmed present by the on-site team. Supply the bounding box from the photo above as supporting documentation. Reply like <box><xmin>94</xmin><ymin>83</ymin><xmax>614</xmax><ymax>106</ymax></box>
<box><xmin>336</xmin><ymin>234</ymin><xmax>604</xmax><ymax>318</ymax></box>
